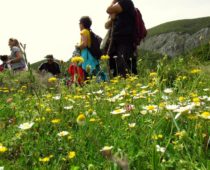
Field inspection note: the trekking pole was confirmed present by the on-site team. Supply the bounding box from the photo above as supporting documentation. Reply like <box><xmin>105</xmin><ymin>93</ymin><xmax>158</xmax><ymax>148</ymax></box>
<box><xmin>106</xmin><ymin>23</ymin><xmax>115</xmax><ymax>81</ymax></box>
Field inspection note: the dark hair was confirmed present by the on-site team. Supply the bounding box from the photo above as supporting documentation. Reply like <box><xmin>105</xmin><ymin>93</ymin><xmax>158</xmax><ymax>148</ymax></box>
<box><xmin>0</xmin><ymin>55</ymin><xmax>8</xmax><ymax>62</ymax></box>
<box><xmin>79</xmin><ymin>16</ymin><xmax>92</xmax><ymax>29</ymax></box>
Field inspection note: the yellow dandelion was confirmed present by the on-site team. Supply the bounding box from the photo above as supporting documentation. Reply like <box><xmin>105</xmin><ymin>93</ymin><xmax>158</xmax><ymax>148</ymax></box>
<box><xmin>193</xmin><ymin>97</ymin><xmax>200</xmax><ymax>103</ymax></box>
<box><xmin>100</xmin><ymin>55</ymin><xmax>110</xmax><ymax>61</ymax></box>
<box><xmin>71</xmin><ymin>56</ymin><xmax>84</xmax><ymax>63</ymax></box>
<box><xmin>39</xmin><ymin>155</ymin><xmax>53</xmax><ymax>163</ymax></box>
<box><xmin>147</xmin><ymin>105</ymin><xmax>155</xmax><ymax>111</ymax></box>
<box><xmin>179</xmin><ymin>96</ymin><xmax>185</xmax><ymax>102</ymax></box>
<box><xmin>0</xmin><ymin>144</ymin><xmax>8</xmax><ymax>153</ymax></box>
<box><xmin>200</xmin><ymin>111</ymin><xmax>210</xmax><ymax>119</ymax></box>
<box><xmin>76</xmin><ymin>114</ymin><xmax>86</xmax><ymax>125</ymax></box>
<box><xmin>45</xmin><ymin>108</ymin><xmax>52</xmax><ymax>113</ymax></box>
<box><xmin>149</xmin><ymin>72</ymin><xmax>157</xmax><ymax>77</ymax></box>
<box><xmin>89</xmin><ymin>118</ymin><xmax>96</xmax><ymax>122</ymax></box>
<box><xmin>68</xmin><ymin>151</ymin><xmax>76</xmax><ymax>159</ymax></box>
<box><xmin>48</xmin><ymin>77</ymin><xmax>57</xmax><ymax>83</ymax></box>
<box><xmin>51</xmin><ymin>119</ymin><xmax>61</xmax><ymax>124</ymax></box>
<box><xmin>190</xmin><ymin>69</ymin><xmax>201</xmax><ymax>74</ymax></box>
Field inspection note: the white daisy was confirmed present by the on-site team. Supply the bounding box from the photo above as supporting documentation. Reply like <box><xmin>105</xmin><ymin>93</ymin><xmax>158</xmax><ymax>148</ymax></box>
<box><xmin>53</xmin><ymin>95</ymin><xmax>61</xmax><ymax>100</ymax></box>
<box><xmin>164</xmin><ymin>88</ymin><xmax>173</xmax><ymax>94</ymax></box>
<box><xmin>100</xmin><ymin>146</ymin><xmax>113</xmax><ymax>152</ymax></box>
<box><xmin>165</xmin><ymin>104</ymin><xmax>179</xmax><ymax>111</ymax></box>
<box><xmin>156</xmin><ymin>145</ymin><xmax>166</xmax><ymax>153</ymax></box>
<box><xmin>57</xmin><ymin>131</ymin><xmax>69</xmax><ymax>137</ymax></box>
<box><xmin>18</xmin><ymin>122</ymin><xmax>34</xmax><ymax>130</ymax></box>
<box><xmin>128</xmin><ymin>123</ymin><xmax>136</xmax><ymax>128</ymax></box>
<box><xmin>64</xmin><ymin>106</ymin><xmax>73</xmax><ymax>110</ymax></box>
<box><xmin>111</xmin><ymin>108</ymin><xmax>126</xmax><ymax>115</ymax></box>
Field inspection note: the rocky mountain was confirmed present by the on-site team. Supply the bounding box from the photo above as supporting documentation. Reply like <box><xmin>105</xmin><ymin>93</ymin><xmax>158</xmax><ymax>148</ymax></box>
<box><xmin>140</xmin><ymin>17</ymin><xmax>210</xmax><ymax>57</ymax></box>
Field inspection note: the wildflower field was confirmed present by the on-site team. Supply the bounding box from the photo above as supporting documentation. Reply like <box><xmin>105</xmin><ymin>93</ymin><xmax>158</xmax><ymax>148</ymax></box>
<box><xmin>0</xmin><ymin>54</ymin><xmax>210</xmax><ymax>169</ymax></box>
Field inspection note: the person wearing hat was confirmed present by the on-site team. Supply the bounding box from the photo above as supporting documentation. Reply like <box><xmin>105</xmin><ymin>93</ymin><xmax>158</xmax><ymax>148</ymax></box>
<box><xmin>38</xmin><ymin>55</ymin><xmax>61</xmax><ymax>76</ymax></box>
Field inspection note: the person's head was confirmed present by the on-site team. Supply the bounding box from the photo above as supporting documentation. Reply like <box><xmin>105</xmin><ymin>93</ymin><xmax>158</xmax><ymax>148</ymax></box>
<box><xmin>79</xmin><ymin>16</ymin><xmax>92</xmax><ymax>30</ymax></box>
<box><xmin>8</xmin><ymin>38</ymin><xmax>20</xmax><ymax>48</ymax></box>
<box><xmin>0</xmin><ymin>55</ymin><xmax>9</xmax><ymax>63</ymax></box>
<box><xmin>45</xmin><ymin>54</ymin><xmax>54</xmax><ymax>64</ymax></box>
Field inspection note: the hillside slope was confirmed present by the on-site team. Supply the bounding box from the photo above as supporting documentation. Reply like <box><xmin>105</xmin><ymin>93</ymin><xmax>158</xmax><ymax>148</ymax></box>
<box><xmin>140</xmin><ymin>16</ymin><xmax>210</xmax><ymax>57</ymax></box>
<box><xmin>148</xmin><ymin>16</ymin><xmax>210</xmax><ymax>37</ymax></box>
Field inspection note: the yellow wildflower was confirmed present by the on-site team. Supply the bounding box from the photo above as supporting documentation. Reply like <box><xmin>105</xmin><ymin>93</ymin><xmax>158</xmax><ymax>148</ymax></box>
<box><xmin>45</xmin><ymin>108</ymin><xmax>52</xmax><ymax>113</ymax></box>
<box><xmin>175</xmin><ymin>130</ymin><xmax>186</xmax><ymax>139</ymax></box>
<box><xmin>89</xmin><ymin>118</ymin><xmax>96</xmax><ymax>122</ymax></box>
<box><xmin>100</xmin><ymin>55</ymin><xmax>110</xmax><ymax>61</ymax></box>
<box><xmin>48</xmin><ymin>77</ymin><xmax>57</xmax><ymax>83</ymax></box>
<box><xmin>68</xmin><ymin>151</ymin><xmax>76</xmax><ymax>159</ymax></box>
<box><xmin>71</xmin><ymin>56</ymin><xmax>84</xmax><ymax>63</ymax></box>
<box><xmin>39</xmin><ymin>155</ymin><xmax>53</xmax><ymax>162</ymax></box>
<box><xmin>152</xmin><ymin>134</ymin><xmax>163</xmax><ymax>140</ymax></box>
<box><xmin>149</xmin><ymin>72</ymin><xmax>157</xmax><ymax>77</ymax></box>
<box><xmin>179</xmin><ymin>96</ymin><xmax>185</xmax><ymax>102</ymax></box>
<box><xmin>190</xmin><ymin>69</ymin><xmax>201</xmax><ymax>74</ymax></box>
<box><xmin>76</xmin><ymin>114</ymin><xmax>86</xmax><ymax>125</ymax></box>
<box><xmin>0</xmin><ymin>144</ymin><xmax>7</xmax><ymax>153</ymax></box>
<box><xmin>21</xmin><ymin>85</ymin><xmax>27</xmax><ymax>90</ymax></box>
<box><xmin>200</xmin><ymin>111</ymin><xmax>210</xmax><ymax>119</ymax></box>
<box><xmin>193</xmin><ymin>97</ymin><xmax>200</xmax><ymax>103</ymax></box>
<box><xmin>51</xmin><ymin>119</ymin><xmax>61</xmax><ymax>124</ymax></box>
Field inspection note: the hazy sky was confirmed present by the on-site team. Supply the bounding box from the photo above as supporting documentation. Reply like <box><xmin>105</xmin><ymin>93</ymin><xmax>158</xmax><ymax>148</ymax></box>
<box><xmin>0</xmin><ymin>0</ymin><xmax>210</xmax><ymax>64</ymax></box>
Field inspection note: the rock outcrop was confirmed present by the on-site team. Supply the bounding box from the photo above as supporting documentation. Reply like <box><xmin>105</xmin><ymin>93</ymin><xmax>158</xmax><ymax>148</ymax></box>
<box><xmin>140</xmin><ymin>28</ymin><xmax>210</xmax><ymax>56</ymax></box>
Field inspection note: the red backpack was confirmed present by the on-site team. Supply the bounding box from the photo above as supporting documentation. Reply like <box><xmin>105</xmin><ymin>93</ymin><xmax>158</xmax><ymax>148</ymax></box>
<box><xmin>134</xmin><ymin>8</ymin><xmax>147</xmax><ymax>48</ymax></box>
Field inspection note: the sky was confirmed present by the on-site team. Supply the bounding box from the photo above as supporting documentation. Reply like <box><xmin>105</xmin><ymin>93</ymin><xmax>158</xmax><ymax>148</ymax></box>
<box><xmin>0</xmin><ymin>0</ymin><xmax>210</xmax><ymax>64</ymax></box>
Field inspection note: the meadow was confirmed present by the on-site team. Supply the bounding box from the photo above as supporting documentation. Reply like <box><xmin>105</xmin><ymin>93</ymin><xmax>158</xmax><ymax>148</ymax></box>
<box><xmin>0</xmin><ymin>50</ymin><xmax>210</xmax><ymax>170</ymax></box>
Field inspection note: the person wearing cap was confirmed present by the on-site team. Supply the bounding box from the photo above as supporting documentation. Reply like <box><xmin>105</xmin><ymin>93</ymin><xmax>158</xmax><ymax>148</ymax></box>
<box><xmin>38</xmin><ymin>55</ymin><xmax>61</xmax><ymax>76</ymax></box>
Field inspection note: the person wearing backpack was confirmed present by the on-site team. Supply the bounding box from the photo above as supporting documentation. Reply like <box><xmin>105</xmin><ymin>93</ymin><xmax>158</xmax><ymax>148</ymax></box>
<box><xmin>75</xmin><ymin>16</ymin><xmax>100</xmax><ymax>79</ymax></box>
<box><xmin>106</xmin><ymin>0</ymin><xmax>137</xmax><ymax>77</ymax></box>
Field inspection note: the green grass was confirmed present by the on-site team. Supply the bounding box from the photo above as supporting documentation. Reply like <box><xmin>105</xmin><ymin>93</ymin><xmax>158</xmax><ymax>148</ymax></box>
<box><xmin>148</xmin><ymin>16</ymin><xmax>210</xmax><ymax>37</ymax></box>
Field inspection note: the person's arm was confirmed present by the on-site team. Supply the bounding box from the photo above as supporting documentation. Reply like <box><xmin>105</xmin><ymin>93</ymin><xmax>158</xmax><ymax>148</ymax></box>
<box><xmin>105</xmin><ymin>18</ymin><xmax>113</xmax><ymax>29</ymax></box>
<box><xmin>7</xmin><ymin>51</ymin><xmax>22</xmax><ymax>64</ymax></box>
<box><xmin>105</xmin><ymin>14</ymin><xmax>116</xmax><ymax>29</ymax></box>
<box><xmin>76</xmin><ymin>32</ymin><xmax>88</xmax><ymax>50</ymax></box>
<box><xmin>106</xmin><ymin>0</ymin><xmax>123</xmax><ymax>14</ymax></box>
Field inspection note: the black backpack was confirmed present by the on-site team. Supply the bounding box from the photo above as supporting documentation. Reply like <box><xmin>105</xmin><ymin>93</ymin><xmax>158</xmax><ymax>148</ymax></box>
<box><xmin>88</xmin><ymin>31</ymin><xmax>102</xmax><ymax>60</ymax></box>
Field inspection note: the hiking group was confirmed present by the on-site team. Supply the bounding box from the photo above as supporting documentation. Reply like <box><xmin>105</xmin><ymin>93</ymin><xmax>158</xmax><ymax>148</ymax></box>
<box><xmin>0</xmin><ymin>0</ymin><xmax>147</xmax><ymax>84</ymax></box>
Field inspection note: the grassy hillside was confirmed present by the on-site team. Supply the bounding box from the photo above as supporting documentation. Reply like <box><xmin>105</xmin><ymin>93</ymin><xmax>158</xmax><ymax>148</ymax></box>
<box><xmin>148</xmin><ymin>16</ymin><xmax>210</xmax><ymax>37</ymax></box>
<box><xmin>30</xmin><ymin>60</ymin><xmax>45</xmax><ymax>70</ymax></box>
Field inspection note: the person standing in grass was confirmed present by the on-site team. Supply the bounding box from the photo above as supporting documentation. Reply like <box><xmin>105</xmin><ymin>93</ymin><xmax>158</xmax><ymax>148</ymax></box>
<box><xmin>75</xmin><ymin>16</ymin><xmax>99</xmax><ymax>79</ymax></box>
<box><xmin>7</xmin><ymin>38</ymin><xmax>26</xmax><ymax>71</ymax></box>
<box><xmin>106</xmin><ymin>0</ymin><xmax>137</xmax><ymax>77</ymax></box>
